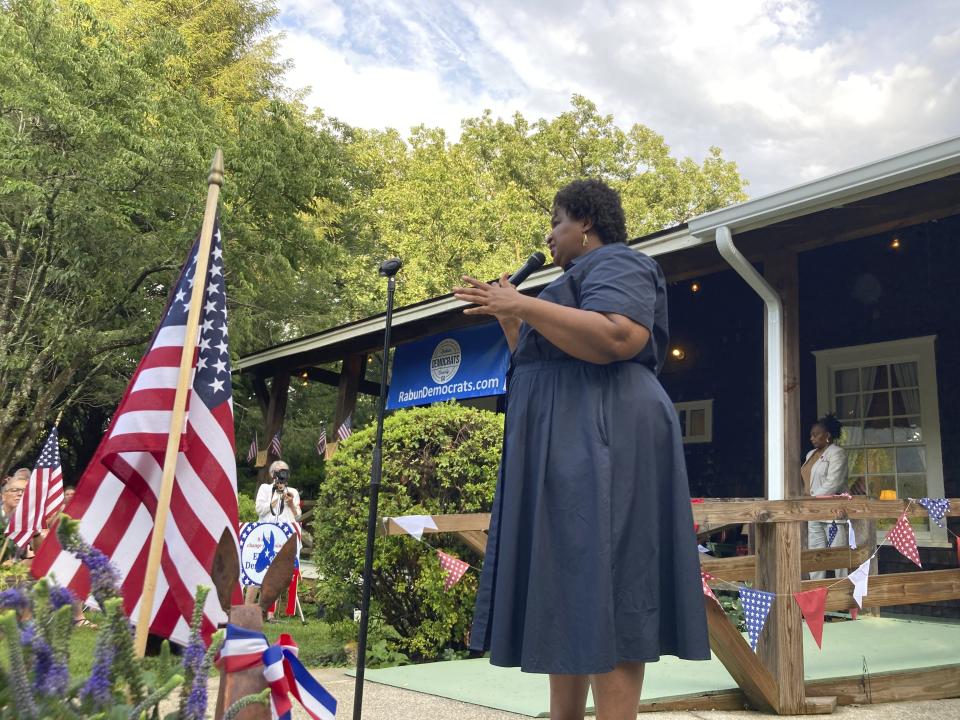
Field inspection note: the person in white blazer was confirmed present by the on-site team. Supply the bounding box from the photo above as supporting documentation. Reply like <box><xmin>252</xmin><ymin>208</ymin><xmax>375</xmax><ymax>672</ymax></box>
<box><xmin>802</xmin><ymin>414</ymin><xmax>849</xmax><ymax>580</ymax></box>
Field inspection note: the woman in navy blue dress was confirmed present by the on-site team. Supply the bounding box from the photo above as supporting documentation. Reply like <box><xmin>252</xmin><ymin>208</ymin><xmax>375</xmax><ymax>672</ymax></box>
<box><xmin>454</xmin><ymin>179</ymin><xmax>709</xmax><ymax>719</ymax></box>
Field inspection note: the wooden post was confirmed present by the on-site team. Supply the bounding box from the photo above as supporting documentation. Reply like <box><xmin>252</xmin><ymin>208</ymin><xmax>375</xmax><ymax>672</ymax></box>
<box><xmin>327</xmin><ymin>353</ymin><xmax>366</xmax><ymax>456</ymax></box>
<box><xmin>133</xmin><ymin>149</ymin><xmax>223</xmax><ymax>657</ymax></box>
<box><xmin>764</xmin><ymin>250</ymin><xmax>802</xmax><ymax>498</ymax></box>
<box><xmin>213</xmin><ymin>605</ymin><xmax>270</xmax><ymax>720</ymax></box>
<box><xmin>258</xmin><ymin>370</ymin><xmax>290</xmax><ymax>481</ymax></box>
<box><xmin>756</xmin><ymin>520</ymin><xmax>805</xmax><ymax>714</ymax></box>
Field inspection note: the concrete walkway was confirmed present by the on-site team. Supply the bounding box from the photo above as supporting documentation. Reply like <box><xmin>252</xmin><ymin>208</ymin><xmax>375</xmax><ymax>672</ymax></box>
<box><xmin>308</xmin><ymin>669</ymin><xmax>960</xmax><ymax>720</ymax></box>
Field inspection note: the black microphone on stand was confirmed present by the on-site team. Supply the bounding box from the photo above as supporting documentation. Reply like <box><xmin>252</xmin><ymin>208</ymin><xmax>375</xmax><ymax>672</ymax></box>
<box><xmin>507</xmin><ymin>251</ymin><xmax>546</xmax><ymax>286</ymax></box>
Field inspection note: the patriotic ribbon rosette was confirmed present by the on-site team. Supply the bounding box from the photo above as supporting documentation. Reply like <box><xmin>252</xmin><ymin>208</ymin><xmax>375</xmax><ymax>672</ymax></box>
<box><xmin>217</xmin><ymin>624</ymin><xmax>337</xmax><ymax>719</ymax></box>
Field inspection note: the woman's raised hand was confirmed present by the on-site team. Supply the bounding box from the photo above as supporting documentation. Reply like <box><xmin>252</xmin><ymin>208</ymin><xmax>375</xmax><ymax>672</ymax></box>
<box><xmin>453</xmin><ymin>273</ymin><xmax>526</xmax><ymax>319</ymax></box>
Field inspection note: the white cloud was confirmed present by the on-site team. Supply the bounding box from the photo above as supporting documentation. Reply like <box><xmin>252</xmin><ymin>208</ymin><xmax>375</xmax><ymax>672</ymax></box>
<box><xmin>274</xmin><ymin>0</ymin><xmax>960</xmax><ymax>196</ymax></box>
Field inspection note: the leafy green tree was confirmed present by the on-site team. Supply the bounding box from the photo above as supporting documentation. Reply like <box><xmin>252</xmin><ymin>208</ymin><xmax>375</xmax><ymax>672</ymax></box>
<box><xmin>323</xmin><ymin>95</ymin><xmax>748</xmax><ymax>313</ymax></box>
<box><xmin>0</xmin><ymin>0</ymin><xmax>342</xmax><ymax>469</ymax></box>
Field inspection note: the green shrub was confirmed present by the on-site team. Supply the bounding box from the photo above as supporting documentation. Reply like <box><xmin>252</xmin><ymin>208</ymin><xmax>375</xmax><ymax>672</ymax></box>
<box><xmin>312</xmin><ymin>402</ymin><xmax>503</xmax><ymax>661</ymax></box>
<box><xmin>238</xmin><ymin>491</ymin><xmax>259</xmax><ymax>523</ymax></box>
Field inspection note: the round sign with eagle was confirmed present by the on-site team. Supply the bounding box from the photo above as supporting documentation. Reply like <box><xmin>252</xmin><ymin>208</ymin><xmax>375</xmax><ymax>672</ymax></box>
<box><xmin>239</xmin><ymin>521</ymin><xmax>297</xmax><ymax>587</ymax></box>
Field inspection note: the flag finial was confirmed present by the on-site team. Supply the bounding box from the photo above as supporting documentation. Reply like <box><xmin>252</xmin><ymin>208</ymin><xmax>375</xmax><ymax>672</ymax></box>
<box><xmin>208</xmin><ymin>148</ymin><xmax>224</xmax><ymax>187</ymax></box>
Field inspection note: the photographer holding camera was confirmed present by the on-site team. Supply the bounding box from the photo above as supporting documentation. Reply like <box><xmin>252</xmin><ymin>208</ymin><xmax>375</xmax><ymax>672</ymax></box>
<box><xmin>255</xmin><ymin>460</ymin><xmax>302</xmax><ymax>524</ymax></box>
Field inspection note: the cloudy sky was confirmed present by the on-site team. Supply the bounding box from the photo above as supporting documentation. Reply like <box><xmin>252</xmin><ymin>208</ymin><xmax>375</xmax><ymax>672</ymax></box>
<box><xmin>274</xmin><ymin>0</ymin><xmax>960</xmax><ymax>197</ymax></box>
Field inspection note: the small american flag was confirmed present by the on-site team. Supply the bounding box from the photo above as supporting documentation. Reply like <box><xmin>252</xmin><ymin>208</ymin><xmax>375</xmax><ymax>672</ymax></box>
<box><xmin>269</xmin><ymin>430</ymin><xmax>282</xmax><ymax>458</ymax></box>
<box><xmin>316</xmin><ymin>426</ymin><xmax>327</xmax><ymax>457</ymax></box>
<box><xmin>336</xmin><ymin>414</ymin><xmax>352</xmax><ymax>441</ymax></box>
<box><xmin>5</xmin><ymin>427</ymin><xmax>63</xmax><ymax>548</ymax></box>
<box><xmin>246</xmin><ymin>432</ymin><xmax>258</xmax><ymax>464</ymax></box>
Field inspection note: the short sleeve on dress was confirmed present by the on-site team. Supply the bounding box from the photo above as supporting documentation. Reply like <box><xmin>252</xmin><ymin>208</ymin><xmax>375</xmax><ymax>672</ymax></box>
<box><xmin>578</xmin><ymin>249</ymin><xmax>659</xmax><ymax>332</ymax></box>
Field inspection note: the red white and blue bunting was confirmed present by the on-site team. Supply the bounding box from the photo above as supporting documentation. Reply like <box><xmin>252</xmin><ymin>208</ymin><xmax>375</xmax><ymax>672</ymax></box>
<box><xmin>216</xmin><ymin>624</ymin><xmax>337</xmax><ymax>719</ymax></box>
<box><xmin>702</xmin><ymin>498</ymin><xmax>955</xmax><ymax>653</ymax></box>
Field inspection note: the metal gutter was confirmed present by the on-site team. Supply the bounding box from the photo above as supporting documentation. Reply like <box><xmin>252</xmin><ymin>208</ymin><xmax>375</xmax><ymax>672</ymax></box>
<box><xmin>715</xmin><ymin>225</ymin><xmax>785</xmax><ymax>501</ymax></box>
<box><xmin>689</xmin><ymin>135</ymin><xmax>960</xmax><ymax>237</ymax></box>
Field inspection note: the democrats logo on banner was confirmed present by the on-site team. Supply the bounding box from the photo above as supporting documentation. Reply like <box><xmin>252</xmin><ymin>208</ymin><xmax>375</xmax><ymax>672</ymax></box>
<box><xmin>387</xmin><ymin>323</ymin><xmax>509</xmax><ymax>409</ymax></box>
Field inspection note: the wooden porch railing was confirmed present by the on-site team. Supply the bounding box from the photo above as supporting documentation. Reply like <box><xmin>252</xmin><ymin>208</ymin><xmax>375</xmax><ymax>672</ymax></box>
<box><xmin>379</xmin><ymin>498</ymin><xmax>960</xmax><ymax>715</ymax></box>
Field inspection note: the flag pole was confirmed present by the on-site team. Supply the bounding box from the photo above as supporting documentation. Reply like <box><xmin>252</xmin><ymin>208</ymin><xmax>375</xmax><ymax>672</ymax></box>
<box><xmin>133</xmin><ymin>149</ymin><xmax>224</xmax><ymax>657</ymax></box>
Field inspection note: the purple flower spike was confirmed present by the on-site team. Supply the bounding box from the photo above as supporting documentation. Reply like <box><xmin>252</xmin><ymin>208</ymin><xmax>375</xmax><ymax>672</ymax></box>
<box><xmin>80</xmin><ymin>641</ymin><xmax>115</xmax><ymax>707</ymax></box>
<box><xmin>0</xmin><ymin>586</ymin><xmax>30</xmax><ymax>611</ymax></box>
<box><xmin>48</xmin><ymin>585</ymin><xmax>76</xmax><ymax>610</ymax></box>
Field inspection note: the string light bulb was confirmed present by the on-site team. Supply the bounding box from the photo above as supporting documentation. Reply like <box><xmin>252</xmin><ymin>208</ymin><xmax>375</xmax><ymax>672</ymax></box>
<box><xmin>691</xmin><ymin>282</ymin><xmax>701</xmax><ymax>293</ymax></box>
<box><xmin>671</xmin><ymin>347</ymin><xmax>686</xmax><ymax>360</ymax></box>
<box><xmin>890</xmin><ymin>237</ymin><xmax>901</xmax><ymax>249</ymax></box>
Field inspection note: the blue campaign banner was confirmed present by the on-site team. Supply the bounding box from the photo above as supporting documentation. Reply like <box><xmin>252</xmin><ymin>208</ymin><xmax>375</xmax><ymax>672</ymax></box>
<box><xmin>387</xmin><ymin>323</ymin><xmax>509</xmax><ymax>409</ymax></box>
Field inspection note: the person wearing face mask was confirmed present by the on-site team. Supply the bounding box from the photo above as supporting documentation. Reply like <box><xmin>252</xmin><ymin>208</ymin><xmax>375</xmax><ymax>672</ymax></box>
<box><xmin>454</xmin><ymin>179</ymin><xmax>709</xmax><ymax>720</ymax></box>
<box><xmin>802</xmin><ymin>414</ymin><xmax>850</xmax><ymax>580</ymax></box>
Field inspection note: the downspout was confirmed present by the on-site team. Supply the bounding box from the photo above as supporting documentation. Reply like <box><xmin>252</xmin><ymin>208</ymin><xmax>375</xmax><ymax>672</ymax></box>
<box><xmin>715</xmin><ymin>226</ymin><xmax>785</xmax><ymax>501</ymax></box>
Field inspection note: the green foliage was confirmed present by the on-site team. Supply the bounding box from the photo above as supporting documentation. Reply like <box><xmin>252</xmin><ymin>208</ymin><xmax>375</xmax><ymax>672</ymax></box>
<box><xmin>718</xmin><ymin>591</ymin><xmax>746</xmax><ymax>632</ymax></box>
<box><xmin>237</xmin><ymin>491</ymin><xmax>258</xmax><ymax>523</ymax></box>
<box><xmin>313</xmin><ymin>402</ymin><xmax>503</xmax><ymax>660</ymax></box>
<box><xmin>0</xmin><ymin>0</ymin><xmax>347</xmax><ymax>469</ymax></box>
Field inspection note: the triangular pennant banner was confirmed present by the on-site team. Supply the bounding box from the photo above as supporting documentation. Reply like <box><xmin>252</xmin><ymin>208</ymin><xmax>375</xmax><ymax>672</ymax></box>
<box><xmin>391</xmin><ymin>514</ymin><xmax>438</xmax><ymax>541</ymax></box>
<box><xmin>847</xmin><ymin>520</ymin><xmax>857</xmax><ymax>549</ymax></box>
<box><xmin>848</xmin><ymin>558</ymin><xmax>871</xmax><ymax>609</ymax></box>
<box><xmin>739</xmin><ymin>588</ymin><xmax>775</xmax><ymax>651</ymax></box>
<box><xmin>793</xmin><ymin>588</ymin><xmax>828</xmax><ymax>649</ymax></box>
<box><xmin>887</xmin><ymin>514</ymin><xmax>922</xmax><ymax>567</ymax></box>
<box><xmin>438</xmin><ymin>550</ymin><xmax>469</xmax><ymax>591</ymax></box>
<box><xmin>827</xmin><ymin>520</ymin><xmax>838</xmax><ymax>547</ymax></box>
<box><xmin>850</xmin><ymin>606</ymin><xmax>859</xmax><ymax>621</ymax></box>
<box><xmin>918</xmin><ymin>497</ymin><xmax>950</xmax><ymax>529</ymax></box>
<box><xmin>701</xmin><ymin>572</ymin><xmax>720</xmax><ymax>605</ymax></box>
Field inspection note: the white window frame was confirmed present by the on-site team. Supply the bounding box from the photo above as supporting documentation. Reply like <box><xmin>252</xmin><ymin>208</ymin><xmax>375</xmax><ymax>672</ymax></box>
<box><xmin>813</xmin><ymin>335</ymin><xmax>948</xmax><ymax>547</ymax></box>
<box><xmin>675</xmin><ymin>399</ymin><xmax>713</xmax><ymax>444</ymax></box>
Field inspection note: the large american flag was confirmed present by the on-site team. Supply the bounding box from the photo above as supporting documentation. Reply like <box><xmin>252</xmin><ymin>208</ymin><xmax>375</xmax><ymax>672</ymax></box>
<box><xmin>32</xmin><ymin>220</ymin><xmax>238</xmax><ymax>645</ymax></box>
<box><xmin>5</xmin><ymin>427</ymin><xmax>63</xmax><ymax>548</ymax></box>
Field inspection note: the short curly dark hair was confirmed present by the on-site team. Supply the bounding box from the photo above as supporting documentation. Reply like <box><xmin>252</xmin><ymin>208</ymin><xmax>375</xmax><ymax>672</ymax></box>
<box><xmin>553</xmin><ymin>179</ymin><xmax>627</xmax><ymax>245</ymax></box>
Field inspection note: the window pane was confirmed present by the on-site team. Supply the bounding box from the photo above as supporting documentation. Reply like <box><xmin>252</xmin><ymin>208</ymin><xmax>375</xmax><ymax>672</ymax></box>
<box><xmin>863</xmin><ymin>419</ymin><xmax>893</xmax><ymax>445</ymax></box>
<box><xmin>891</xmin><ymin>361</ymin><xmax>919</xmax><ymax>388</ymax></box>
<box><xmin>689</xmin><ymin>409</ymin><xmax>705</xmax><ymax>436</ymax></box>
<box><xmin>863</xmin><ymin>392</ymin><xmax>890</xmax><ymax>418</ymax></box>
<box><xmin>836</xmin><ymin>394</ymin><xmax>860</xmax><ymax>420</ymax></box>
<box><xmin>861</xmin><ymin>365</ymin><xmax>889</xmax><ymax>390</ymax></box>
<box><xmin>847</xmin><ymin>449</ymin><xmax>865</xmax><ymax>475</ymax></box>
<box><xmin>835</xmin><ymin>368</ymin><xmax>859</xmax><ymax>394</ymax></box>
<box><xmin>840</xmin><ymin>422</ymin><xmax>863</xmax><ymax>446</ymax></box>
<box><xmin>898</xmin><ymin>474</ymin><xmax>930</xmax><ymax>533</ymax></box>
<box><xmin>891</xmin><ymin>389</ymin><xmax>921</xmax><ymax>415</ymax></box>
<box><xmin>893</xmin><ymin>416</ymin><xmax>922</xmax><ymax>443</ymax></box>
<box><xmin>865</xmin><ymin>447</ymin><xmax>896</xmax><ymax>474</ymax></box>
<box><xmin>896</xmin><ymin>446</ymin><xmax>926</xmax><ymax>473</ymax></box>
<box><xmin>866</xmin><ymin>475</ymin><xmax>896</xmax><ymax>499</ymax></box>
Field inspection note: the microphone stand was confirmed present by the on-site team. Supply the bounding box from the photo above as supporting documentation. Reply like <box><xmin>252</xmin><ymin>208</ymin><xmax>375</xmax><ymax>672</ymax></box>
<box><xmin>353</xmin><ymin>257</ymin><xmax>402</xmax><ymax>720</ymax></box>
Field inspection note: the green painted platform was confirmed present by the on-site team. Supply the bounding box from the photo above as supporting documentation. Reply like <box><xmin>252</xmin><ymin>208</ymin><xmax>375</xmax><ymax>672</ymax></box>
<box><xmin>354</xmin><ymin>617</ymin><xmax>960</xmax><ymax>717</ymax></box>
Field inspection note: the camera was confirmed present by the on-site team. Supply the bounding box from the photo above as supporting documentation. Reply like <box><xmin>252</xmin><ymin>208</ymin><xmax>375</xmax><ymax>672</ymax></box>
<box><xmin>272</xmin><ymin>468</ymin><xmax>289</xmax><ymax>491</ymax></box>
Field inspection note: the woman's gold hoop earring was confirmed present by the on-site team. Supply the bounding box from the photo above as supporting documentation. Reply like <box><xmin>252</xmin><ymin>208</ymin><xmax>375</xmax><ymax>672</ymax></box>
<box><xmin>582</xmin><ymin>233</ymin><xmax>589</xmax><ymax>247</ymax></box>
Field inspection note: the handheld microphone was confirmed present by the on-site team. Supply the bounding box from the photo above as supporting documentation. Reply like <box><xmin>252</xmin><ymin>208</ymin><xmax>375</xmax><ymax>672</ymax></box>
<box><xmin>507</xmin><ymin>251</ymin><xmax>546</xmax><ymax>286</ymax></box>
